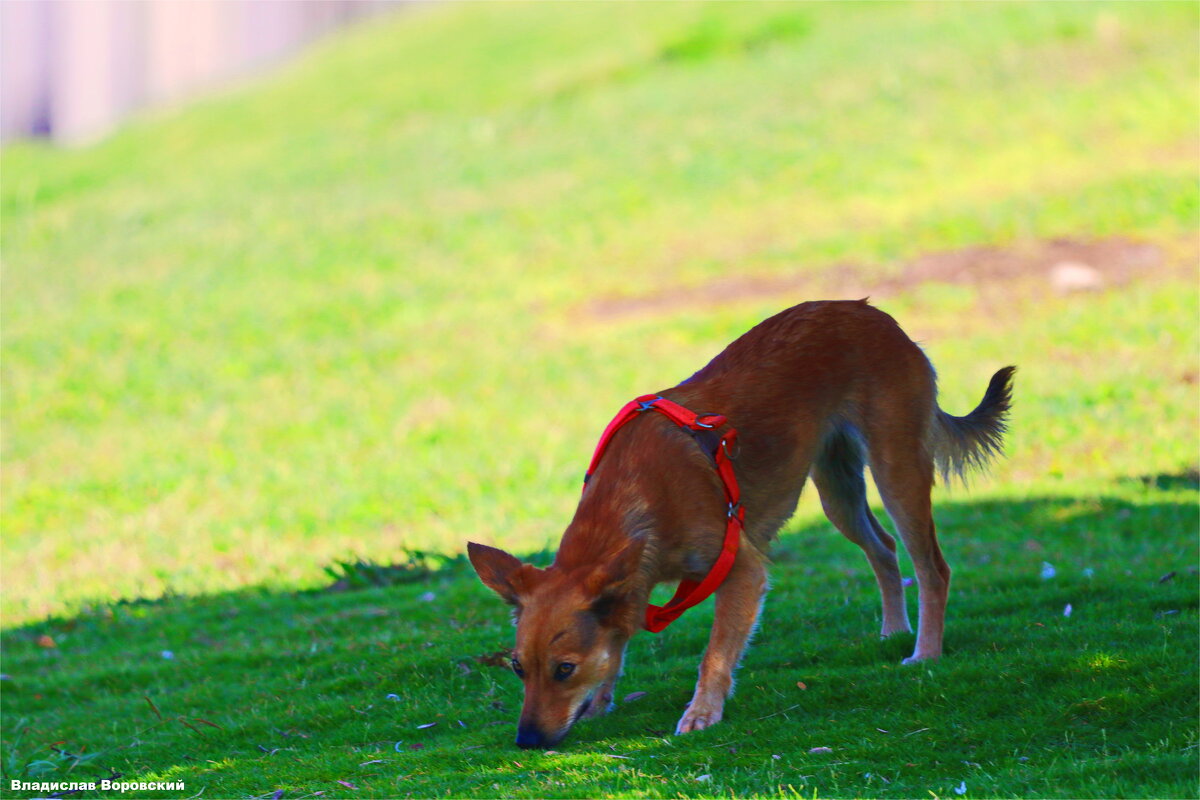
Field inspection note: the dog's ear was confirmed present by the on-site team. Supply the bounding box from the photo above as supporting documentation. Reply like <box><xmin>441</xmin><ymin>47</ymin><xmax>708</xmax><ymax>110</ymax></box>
<box><xmin>467</xmin><ymin>542</ymin><xmax>544</xmax><ymax>605</ymax></box>
<box><xmin>583</xmin><ymin>536</ymin><xmax>647</xmax><ymax>623</ymax></box>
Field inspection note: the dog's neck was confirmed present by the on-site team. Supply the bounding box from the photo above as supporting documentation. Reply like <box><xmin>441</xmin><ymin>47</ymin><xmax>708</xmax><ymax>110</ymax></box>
<box><xmin>554</xmin><ymin>484</ymin><xmax>654</xmax><ymax>574</ymax></box>
<box><xmin>554</xmin><ymin>412</ymin><xmax>714</xmax><ymax>576</ymax></box>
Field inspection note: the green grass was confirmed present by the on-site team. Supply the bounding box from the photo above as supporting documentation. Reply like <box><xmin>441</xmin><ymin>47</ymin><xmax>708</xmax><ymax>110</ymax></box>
<box><xmin>2</xmin><ymin>1</ymin><xmax>1197</xmax><ymax>797</ymax></box>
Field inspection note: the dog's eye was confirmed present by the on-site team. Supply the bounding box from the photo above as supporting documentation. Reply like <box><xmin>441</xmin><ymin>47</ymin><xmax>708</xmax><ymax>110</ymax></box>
<box><xmin>510</xmin><ymin>658</ymin><xmax>524</xmax><ymax>678</ymax></box>
<box><xmin>554</xmin><ymin>662</ymin><xmax>575</xmax><ymax>681</ymax></box>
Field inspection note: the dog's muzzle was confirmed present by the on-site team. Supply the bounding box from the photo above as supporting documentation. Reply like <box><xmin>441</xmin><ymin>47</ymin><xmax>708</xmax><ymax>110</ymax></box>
<box><xmin>515</xmin><ymin>692</ymin><xmax>595</xmax><ymax>749</ymax></box>
<box><xmin>515</xmin><ymin>723</ymin><xmax>549</xmax><ymax>750</ymax></box>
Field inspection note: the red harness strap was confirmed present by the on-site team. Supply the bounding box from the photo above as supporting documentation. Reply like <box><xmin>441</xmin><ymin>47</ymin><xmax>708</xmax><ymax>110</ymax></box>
<box><xmin>582</xmin><ymin>394</ymin><xmax>743</xmax><ymax>633</ymax></box>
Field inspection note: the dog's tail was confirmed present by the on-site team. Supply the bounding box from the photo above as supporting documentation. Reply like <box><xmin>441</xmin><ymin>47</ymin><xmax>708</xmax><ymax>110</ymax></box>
<box><xmin>930</xmin><ymin>366</ymin><xmax>1016</xmax><ymax>484</ymax></box>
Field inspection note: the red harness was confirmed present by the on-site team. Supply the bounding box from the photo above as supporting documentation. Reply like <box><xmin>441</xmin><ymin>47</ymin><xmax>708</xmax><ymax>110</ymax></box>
<box><xmin>582</xmin><ymin>394</ymin><xmax>743</xmax><ymax>633</ymax></box>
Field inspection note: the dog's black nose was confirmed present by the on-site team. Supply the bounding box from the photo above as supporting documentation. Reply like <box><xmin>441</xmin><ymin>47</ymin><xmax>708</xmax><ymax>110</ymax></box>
<box><xmin>515</xmin><ymin>724</ymin><xmax>548</xmax><ymax>749</ymax></box>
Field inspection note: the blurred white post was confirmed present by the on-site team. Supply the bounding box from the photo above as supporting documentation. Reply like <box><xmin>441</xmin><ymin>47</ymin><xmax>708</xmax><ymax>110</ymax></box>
<box><xmin>0</xmin><ymin>0</ymin><xmax>404</xmax><ymax>145</ymax></box>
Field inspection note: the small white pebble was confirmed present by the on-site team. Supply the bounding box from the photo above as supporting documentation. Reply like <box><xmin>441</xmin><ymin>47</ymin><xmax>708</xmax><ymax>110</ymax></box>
<box><xmin>1063</xmin><ymin>604</ymin><xmax>1073</xmax><ymax>618</ymax></box>
<box><xmin>955</xmin><ymin>780</ymin><xmax>967</xmax><ymax>795</ymax></box>
<box><xmin>1049</xmin><ymin>261</ymin><xmax>1103</xmax><ymax>293</ymax></box>
<box><xmin>1082</xmin><ymin>568</ymin><xmax>1095</xmax><ymax>578</ymax></box>
<box><xmin>161</xmin><ymin>650</ymin><xmax>175</xmax><ymax>660</ymax></box>
<box><xmin>419</xmin><ymin>591</ymin><xmax>436</xmax><ymax>602</ymax></box>
<box><xmin>1040</xmin><ymin>562</ymin><xmax>1056</xmax><ymax>580</ymax></box>
<box><xmin>696</xmin><ymin>774</ymin><xmax>711</xmax><ymax>783</ymax></box>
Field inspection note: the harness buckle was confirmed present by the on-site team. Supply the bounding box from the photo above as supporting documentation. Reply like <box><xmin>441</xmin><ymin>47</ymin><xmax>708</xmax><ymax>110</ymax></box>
<box><xmin>727</xmin><ymin>501</ymin><xmax>743</xmax><ymax>520</ymax></box>
<box><xmin>637</xmin><ymin>396</ymin><xmax>662</xmax><ymax>412</ymax></box>
<box><xmin>721</xmin><ymin>437</ymin><xmax>740</xmax><ymax>460</ymax></box>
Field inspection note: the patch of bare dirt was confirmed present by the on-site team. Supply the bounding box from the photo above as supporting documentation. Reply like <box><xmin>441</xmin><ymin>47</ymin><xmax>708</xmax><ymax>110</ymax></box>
<box><xmin>582</xmin><ymin>237</ymin><xmax>1176</xmax><ymax>320</ymax></box>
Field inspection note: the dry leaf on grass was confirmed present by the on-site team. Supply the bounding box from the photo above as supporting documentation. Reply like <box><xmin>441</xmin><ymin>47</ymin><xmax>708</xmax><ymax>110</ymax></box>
<box><xmin>473</xmin><ymin>650</ymin><xmax>513</xmax><ymax>668</ymax></box>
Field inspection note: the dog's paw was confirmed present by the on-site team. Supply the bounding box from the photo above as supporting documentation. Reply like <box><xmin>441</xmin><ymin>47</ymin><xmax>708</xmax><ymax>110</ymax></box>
<box><xmin>581</xmin><ymin>685</ymin><xmax>615</xmax><ymax>718</ymax></box>
<box><xmin>674</xmin><ymin>699</ymin><xmax>724</xmax><ymax>735</ymax></box>
<box><xmin>901</xmin><ymin>651</ymin><xmax>940</xmax><ymax>665</ymax></box>
<box><xmin>580</xmin><ymin>702</ymin><xmax>610</xmax><ymax>719</ymax></box>
<box><xmin>879</xmin><ymin>621</ymin><xmax>912</xmax><ymax>638</ymax></box>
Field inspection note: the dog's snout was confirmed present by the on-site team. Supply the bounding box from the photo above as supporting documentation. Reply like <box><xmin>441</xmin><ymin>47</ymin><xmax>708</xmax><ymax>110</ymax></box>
<box><xmin>515</xmin><ymin>724</ymin><xmax>549</xmax><ymax>749</ymax></box>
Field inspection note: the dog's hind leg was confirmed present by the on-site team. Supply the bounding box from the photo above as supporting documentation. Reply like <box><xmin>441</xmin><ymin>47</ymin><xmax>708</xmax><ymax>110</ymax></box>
<box><xmin>812</xmin><ymin>426</ymin><xmax>911</xmax><ymax>638</ymax></box>
<box><xmin>675</xmin><ymin>542</ymin><xmax>768</xmax><ymax>734</ymax></box>
<box><xmin>868</xmin><ymin>439</ymin><xmax>947</xmax><ymax>663</ymax></box>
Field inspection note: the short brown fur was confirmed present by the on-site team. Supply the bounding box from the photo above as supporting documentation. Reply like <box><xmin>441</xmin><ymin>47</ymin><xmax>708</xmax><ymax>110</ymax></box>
<box><xmin>468</xmin><ymin>300</ymin><xmax>1014</xmax><ymax>748</ymax></box>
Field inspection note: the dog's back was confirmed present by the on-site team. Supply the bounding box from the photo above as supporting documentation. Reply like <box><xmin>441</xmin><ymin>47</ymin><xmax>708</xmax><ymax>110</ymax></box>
<box><xmin>665</xmin><ymin>299</ymin><xmax>1011</xmax><ymax>548</ymax></box>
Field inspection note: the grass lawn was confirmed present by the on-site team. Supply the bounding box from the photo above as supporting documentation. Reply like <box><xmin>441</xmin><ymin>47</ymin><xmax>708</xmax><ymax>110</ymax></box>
<box><xmin>2</xmin><ymin>1</ymin><xmax>1197</xmax><ymax>797</ymax></box>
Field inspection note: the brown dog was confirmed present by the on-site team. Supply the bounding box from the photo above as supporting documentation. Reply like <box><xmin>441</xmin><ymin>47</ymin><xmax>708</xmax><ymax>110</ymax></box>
<box><xmin>468</xmin><ymin>300</ymin><xmax>1014</xmax><ymax>748</ymax></box>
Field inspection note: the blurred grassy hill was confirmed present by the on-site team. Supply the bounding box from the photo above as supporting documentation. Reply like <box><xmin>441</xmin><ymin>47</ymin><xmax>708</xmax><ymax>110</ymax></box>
<box><xmin>3</xmin><ymin>1</ymin><xmax>1197</xmax><ymax>624</ymax></box>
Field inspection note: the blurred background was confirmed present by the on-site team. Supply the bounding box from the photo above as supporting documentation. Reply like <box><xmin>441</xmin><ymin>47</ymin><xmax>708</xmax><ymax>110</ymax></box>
<box><xmin>2</xmin><ymin>0</ymin><xmax>402</xmax><ymax>144</ymax></box>
<box><xmin>2</xmin><ymin>1</ymin><xmax>1197</xmax><ymax>625</ymax></box>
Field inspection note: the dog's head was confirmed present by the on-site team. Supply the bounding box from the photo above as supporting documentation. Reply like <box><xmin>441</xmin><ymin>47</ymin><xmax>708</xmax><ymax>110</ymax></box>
<box><xmin>466</xmin><ymin>538</ymin><xmax>645</xmax><ymax>748</ymax></box>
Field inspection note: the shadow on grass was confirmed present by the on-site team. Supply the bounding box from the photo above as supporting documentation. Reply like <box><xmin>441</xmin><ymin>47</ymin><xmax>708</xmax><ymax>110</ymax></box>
<box><xmin>1</xmin><ymin>491</ymin><xmax>1196</xmax><ymax>798</ymax></box>
<box><xmin>1118</xmin><ymin>468</ymin><xmax>1200</xmax><ymax>492</ymax></box>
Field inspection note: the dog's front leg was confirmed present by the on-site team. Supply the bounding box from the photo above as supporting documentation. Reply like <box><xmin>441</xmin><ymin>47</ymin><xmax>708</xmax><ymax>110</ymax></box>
<box><xmin>676</xmin><ymin>543</ymin><xmax>767</xmax><ymax>734</ymax></box>
<box><xmin>581</xmin><ymin>633</ymin><xmax>629</xmax><ymax>718</ymax></box>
